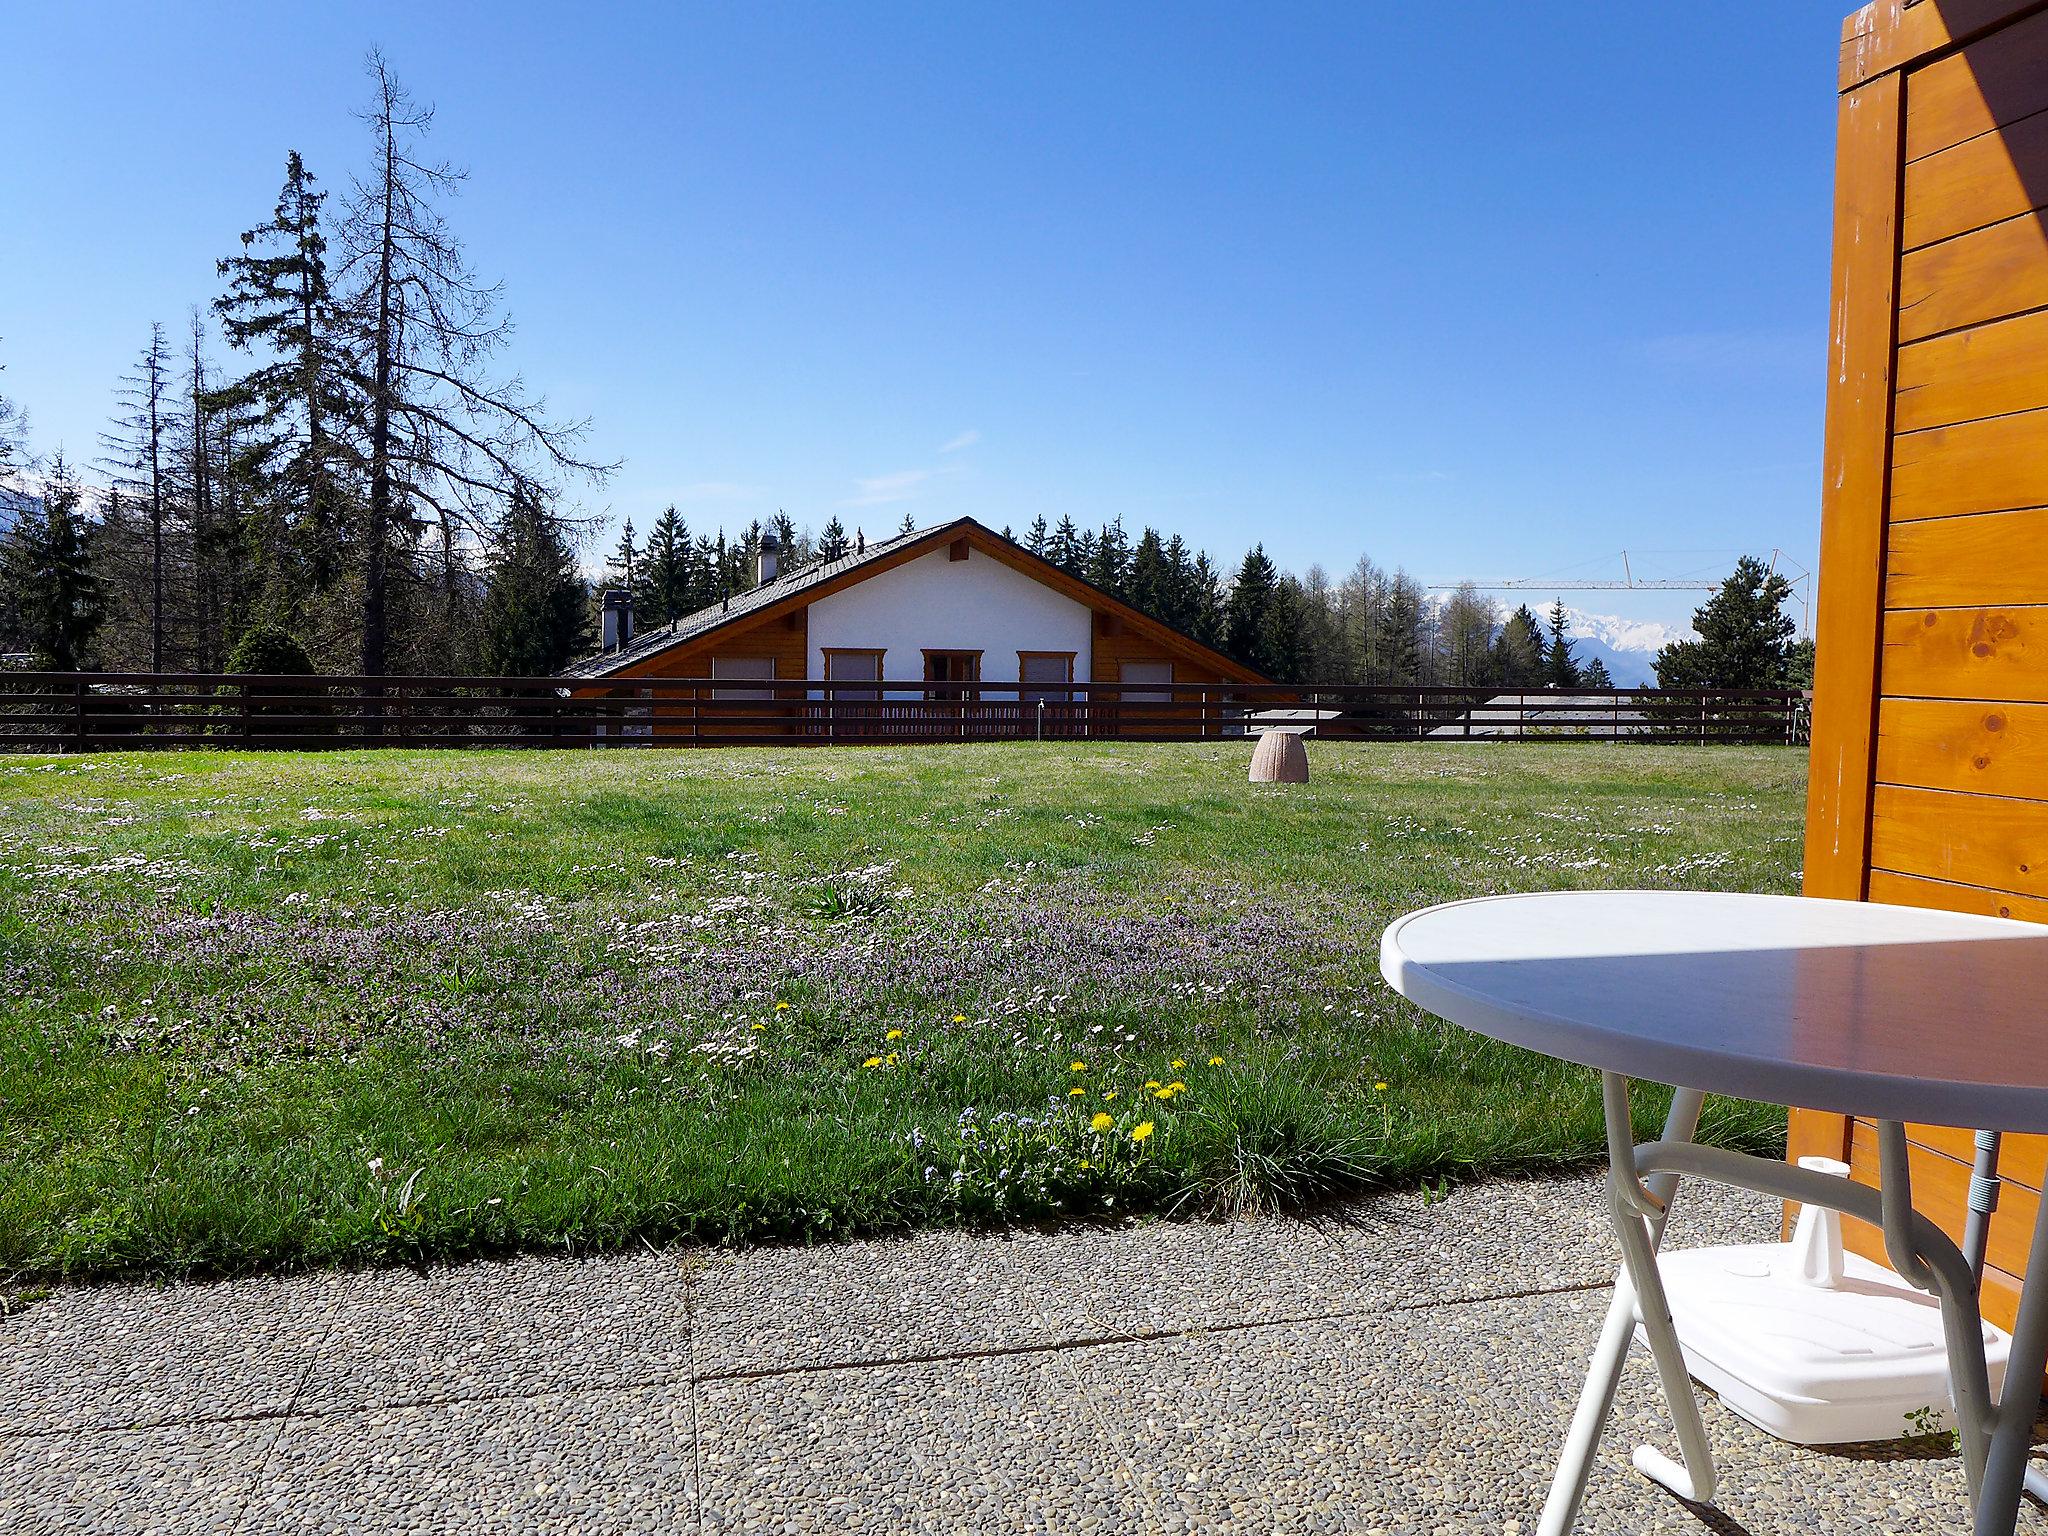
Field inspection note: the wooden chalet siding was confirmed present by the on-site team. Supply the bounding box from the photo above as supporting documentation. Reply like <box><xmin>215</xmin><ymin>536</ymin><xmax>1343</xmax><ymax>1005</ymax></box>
<box><xmin>587</xmin><ymin>605</ymin><xmax>808</xmax><ymax>740</ymax></box>
<box><xmin>1798</xmin><ymin>0</ymin><xmax>2048</xmax><ymax>1341</ymax></box>
<box><xmin>1088</xmin><ymin>614</ymin><xmax>1238</xmax><ymax>737</ymax></box>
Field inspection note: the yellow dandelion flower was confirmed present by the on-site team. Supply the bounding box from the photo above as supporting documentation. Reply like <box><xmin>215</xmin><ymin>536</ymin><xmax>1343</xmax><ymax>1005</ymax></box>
<box><xmin>1131</xmin><ymin>1121</ymin><xmax>1155</xmax><ymax>1143</ymax></box>
<box><xmin>952</xmin><ymin>1014</ymin><xmax>967</xmax><ymax>1023</ymax></box>
<box><xmin>1090</xmin><ymin>1112</ymin><xmax>1114</xmax><ymax>1132</ymax></box>
<box><xmin>886</xmin><ymin>1052</ymin><xmax>899</xmax><ymax>1065</ymax></box>
<box><xmin>886</xmin><ymin>1028</ymin><xmax>903</xmax><ymax>1040</ymax></box>
<box><xmin>862</xmin><ymin>1056</ymin><xmax>883</xmax><ymax>1069</ymax></box>
<box><xmin>1070</xmin><ymin>1061</ymin><xmax>1087</xmax><ymax>1073</ymax></box>
<box><xmin>1374</xmin><ymin>1081</ymin><xmax>1389</xmax><ymax>1092</ymax></box>
<box><xmin>1068</xmin><ymin>1086</ymin><xmax>1087</xmax><ymax>1097</ymax></box>
<box><xmin>1145</xmin><ymin>1080</ymin><xmax>1161</xmax><ymax>1091</ymax></box>
<box><xmin>1171</xmin><ymin>1059</ymin><xmax>1186</xmax><ymax>1070</ymax></box>
<box><xmin>1103</xmin><ymin>1091</ymin><xmax>1118</xmax><ymax>1102</ymax></box>
<box><xmin>1207</xmin><ymin>1055</ymin><xmax>1224</xmax><ymax>1067</ymax></box>
<box><xmin>775</xmin><ymin>1001</ymin><xmax>791</xmax><ymax>1011</ymax></box>
<box><xmin>1168</xmin><ymin>1081</ymin><xmax>1186</xmax><ymax>1094</ymax></box>
<box><xmin>750</xmin><ymin>1022</ymin><xmax>766</xmax><ymax>1031</ymax></box>
<box><xmin>1079</xmin><ymin>1159</ymin><xmax>1093</xmax><ymax>1170</ymax></box>
<box><xmin>1153</xmin><ymin>1087</ymin><xmax>1173</xmax><ymax>1100</ymax></box>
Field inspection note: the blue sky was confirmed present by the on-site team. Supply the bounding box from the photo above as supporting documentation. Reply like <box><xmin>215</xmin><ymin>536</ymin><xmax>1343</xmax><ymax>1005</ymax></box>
<box><xmin>1</xmin><ymin>4</ymin><xmax>1842</xmax><ymax>634</ymax></box>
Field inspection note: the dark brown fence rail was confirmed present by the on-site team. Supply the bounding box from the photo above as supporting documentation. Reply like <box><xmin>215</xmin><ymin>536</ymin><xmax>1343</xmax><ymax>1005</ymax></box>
<box><xmin>0</xmin><ymin>672</ymin><xmax>1811</xmax><ymax>752</ymax></box>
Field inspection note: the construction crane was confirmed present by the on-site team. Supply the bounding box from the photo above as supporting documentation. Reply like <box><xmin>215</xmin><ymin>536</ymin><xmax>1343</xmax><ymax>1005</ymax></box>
<box><xmin>1427</xmin><ymin>550</ymin><xmax>1814</xmax><ymax>635</ymax></box>
<box><xmin>1425</xmin><ymin>552</ymin><xmax>1715</xmax><ymax>591</ymax></box>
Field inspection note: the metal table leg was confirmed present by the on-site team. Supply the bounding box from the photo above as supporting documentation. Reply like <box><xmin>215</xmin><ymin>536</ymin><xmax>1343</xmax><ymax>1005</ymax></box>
<box><xmin>1976</xmin><ymin>1185</ymin><xmax>2048</xmax><ymax>1535</ymax></box>
<box><xmin>1536</xmin><ymin>1081</ymin><xmax>1706</xmax><ymax>1536</ymax></box>
<box><xmin>1540</xmin><ymin>1088</ymin><xmax>2009</xmax><ymax>1533</ymax></box>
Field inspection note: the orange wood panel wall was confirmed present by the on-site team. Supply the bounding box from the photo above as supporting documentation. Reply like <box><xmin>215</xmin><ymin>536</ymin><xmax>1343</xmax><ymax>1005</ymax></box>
<box><xmin>1801</xmin><ymin>0</ymin><xmax>2048</xmax><ymax>1333</ymax></box>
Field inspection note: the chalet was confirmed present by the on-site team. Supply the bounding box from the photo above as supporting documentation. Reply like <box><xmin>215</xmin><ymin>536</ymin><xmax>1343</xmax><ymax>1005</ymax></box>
<box><xmin>558</xmin><ymin>516</ymin><xmax>1266</xmax><ymax>739</ymax></box>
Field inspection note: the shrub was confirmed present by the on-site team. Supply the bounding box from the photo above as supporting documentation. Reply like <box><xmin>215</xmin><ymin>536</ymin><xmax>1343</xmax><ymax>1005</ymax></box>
<box><xmin>225</xmin><ymin>625</ymin><xmax>315</xmax><ymax>676</ymax></box>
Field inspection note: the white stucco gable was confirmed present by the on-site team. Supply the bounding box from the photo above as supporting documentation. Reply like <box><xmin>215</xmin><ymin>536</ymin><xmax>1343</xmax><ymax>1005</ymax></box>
<box><xmin>806</xmin><ymin>544</ymin><xmax>1092</xmax><ymax>682</ymax></box>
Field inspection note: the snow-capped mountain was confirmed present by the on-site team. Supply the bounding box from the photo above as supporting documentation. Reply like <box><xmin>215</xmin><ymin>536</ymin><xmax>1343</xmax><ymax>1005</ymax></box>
<box><xmin>1423</xmin><ymin>592</ymin><xmax>1689</xmax><ymax>686</ymax></box>
<box><xmin>1563</xmin><ymin>608</ymin><xmax>1689</xmax><ymax>687</ymax></box>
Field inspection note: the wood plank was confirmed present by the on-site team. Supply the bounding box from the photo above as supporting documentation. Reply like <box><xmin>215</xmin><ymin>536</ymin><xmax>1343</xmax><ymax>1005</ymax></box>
<box><xmin>1870</xmin><ymin>865</ymin><xmax>2048</xmax><ymax>921</ymax></box>
<box><xmin>1870</xmin><ymin>781</ymin><xmax>2048</xmax><ymax>897</ymax></box>
<box><xmin>1890</xmin><ymin>405</ymin><xmax>2048</xmax><ymax>519</ymax></box>
<box><xmin>1848</xmin><ymin>1118</ymin><xmax>2044</xmax><ymax>1281</ymax></box>
<box><xmin>1885</xmin><ymin>509</ymin><xmax>2048</xmax><ymax>607</ymax></box>
<box><xmin>1881</xmin><ymin>605</ymin><xmax>2048</xmax><ymax>699</ymax></box>
<box><xmin>1843</xmin><ymin>0</ymin><xmax>2048</xmax><ymax>89</ymax></box>
<box><xmin>1882</xmin><ymin>1116</ymin><xmax>2048</xmax><ymax>1189</ymax></box>
<box><xmin>1906</xmin><ymin>5</ymin><xmax>2048</xmax><ymax>160</ymax></box>
<box><xmin>1898</xmin><ymin>208</ymin><xmax>2048</xmax><ymax>341</ymax></box>
<box><xmin>1894</xmin><ymin>307</ymin><xmax>2048</xmax><ymax>430</ymax></box>
<box><xmin>1903</xmin><ymin>104</ymin><xmax>2048</xmax><ymax>248</ymax></box>
<box><xmin>1876</xmin><ymin>696</ymin><xmax>2048</xmax><ymax>796</ymax></box>
<box><xmin>1806</xmin><ymin>70</ymin><xmax>1905</xmax><ymax>904</ymax></box>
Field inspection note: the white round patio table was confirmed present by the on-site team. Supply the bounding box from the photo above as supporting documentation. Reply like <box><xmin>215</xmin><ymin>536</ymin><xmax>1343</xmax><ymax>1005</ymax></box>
<box><xmin>1379</xmin><ymin>890</ymin><xmax>2048</xmax><ymax>1536</ymax></box>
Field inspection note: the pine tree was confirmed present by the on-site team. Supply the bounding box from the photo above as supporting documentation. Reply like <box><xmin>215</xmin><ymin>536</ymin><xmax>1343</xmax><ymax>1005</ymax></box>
<box><xmin>689</xmin><ymin>534</ymin><xmax>723</xmax><ymax>609</ymax></box>
<box><xmin>1490</xmin><ymin>604</ymin><xmax>1545</xmax><ymax>688</ymax></box>
<box><xmin>101</xmin><ymin>324</ymin><xmax>178</xmax><ymax>670</ymax></box>
<box><xmin>1374</xmin><ymin>573</ymin><xmax>1423</xmax><ymax>685</ymax></box>
<box><xmin>898</xmin><ymin>511</ymin><xmax>916</xmax><ymax>536</ymax></box>
<box><xmin>1435</xmin><ymin>583</ymin><xmax>1496</xmax><ymax>688</ymax></box>
<box><xmin>1653</xmin><ymin>556</ymin><xmax>1797</xmax><ymax>690</ymax></box>
<box><xmin>1024</xmin><ymin>515</ymin><xmax>1048</xmax><ymax>556</ymax></box>
<box><xmin>1224</xmin><ymin>545</ymin><xmax>1279</xmax><ymax>671</ymax></box>
<box><xmin>1046</xmin><ymin>516</ymin><xmax>1082</xmax><ymax>575</ymax></box>
<box><xmin>479</xmin><ymin>482</ymin><xmax>587</xmax><ymax>674</ymax></box>
<box><xmin>644</xmin><ymin>506</ymin><xmax>692</xmax><ymax>625</ymax></box>
<box><xmin>816</xmin><ymin>515</ymin><xmax>850</xmax><ymax>562</ymax></box>
<box><xmin>1581</xmin><ymin>656</ymin><xmax>1614</xmax><ymax>689</ymax></box>
<box><xmin>1189</xmin><ymin>552</ymin><xmax>1226</xmax><ymax>650</ymax></box>
<box><xmin>605</xmin><ymin>519</ymin><xmax>640</xmax><ymax>598</ymax></box>
<box><xmin>1088</xmin><ymin>518</ymin><xmax>1131</xmax><ymax>597</ymax></box>
<box><xmin>1127</xmin><ymin>527</ymin><xmax>1170</xmax><ymax>623</ymax></box>
<box><xmin>770</xmin><ymin>511</ymin><xmax>800</xmax><ymax>572</ymax></box>
<box><xmin>335</xmin><ymin>52</ymin><xmax>610</xmax><ymax>675</ymax></box>
<box><xmin>2</xmin><ymin>453</ymin><xmax>101</xmax><ymax>669</ymax></box>
<box><xmin>211</xmin><ymin>150</ymin><xmax>350</xmax><ymax>596</ymax></box>
<box><xmin>1542</xmin><ymin>599</ymin><xmax>1581</xmax><ymax>689</ymax></box>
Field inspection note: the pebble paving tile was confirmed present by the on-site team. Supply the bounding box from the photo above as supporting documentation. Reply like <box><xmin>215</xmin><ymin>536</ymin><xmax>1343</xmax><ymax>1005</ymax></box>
<box><xmin>0</xmin><ymin>1272</ymin><xmax>350</xmax><ymax>1433</ymax></box>
<box><xmin>1374</xmin><ymin>1173</ymin><xmax>1781</xmax><ymax>1307</ymax></box>
<box><xmin>0</xmin><ymin>1417</ymin><xmax>279</xmax><ymax>1535</ymax></box>
<box><xmin>241</xmin><ymin>1386</ymin><xmax>696</xmax><ymax>1535</ymax></box>
<box><xmin>293</xmin><ymin>1251</ymin><xmax>692</xmax><ymax>1413</ymax></box>
<box><xmin>1072</xmin><ymin>1288</ymin><xmax>2036</xmax><ymax>1535</ymax></box>
<box><xmin>695</xmin><ymin>1351</ymin><xmax>1145</xmax><ymax>1534</ymax></box>
<box><xmin>9</xmin><ymin>1177</ymin><xmax>2046</xmax><ymax>1534</ymax></box>
<box><xmin>690</xmin><ymin>1229</ymin><xmax>1056</xmax><ymax>1376</ymax></box>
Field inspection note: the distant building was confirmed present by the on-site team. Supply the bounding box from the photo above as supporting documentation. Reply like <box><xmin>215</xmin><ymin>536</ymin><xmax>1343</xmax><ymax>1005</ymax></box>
<box><xmin>562</xmin><ymin>515</ymin><xmax>1264</xmax><ymax>700</ymax></box>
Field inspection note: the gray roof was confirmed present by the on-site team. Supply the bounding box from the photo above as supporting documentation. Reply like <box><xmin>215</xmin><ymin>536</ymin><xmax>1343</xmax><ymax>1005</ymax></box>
<box><xmin>559</xmin><ymin>521</ymin><xmax>941</xmax><ymax>679</ymax></box>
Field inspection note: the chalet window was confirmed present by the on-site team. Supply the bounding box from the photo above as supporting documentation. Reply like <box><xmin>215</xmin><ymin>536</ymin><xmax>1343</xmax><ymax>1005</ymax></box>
<box><xmin>823</xmin><ymin>648</ymin><xmax>884</xmax><ymax>702</ymax></box>
<box><xmin>710</xmin><ymin>655</ymin><xmax>775</xmax><ymax>701</ymax></box>
<box><xmin>924</xmin><ymin>650</ymin><xmax>982</xmax><ymax>701</ymax></box>
<box><xmin>1018</xmin><ymin>651</ymin><xmax>1075</xmax><ymax>705</ymax></box>
<box><xmin>1120</xmin><ymin>660</ymin><xmax>1173</xmax><ymax>704</ymax></box>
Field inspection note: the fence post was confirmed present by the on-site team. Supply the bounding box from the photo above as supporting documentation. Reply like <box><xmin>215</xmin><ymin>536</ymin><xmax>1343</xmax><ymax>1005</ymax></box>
<box><xmin>73</xmin><ymin>678</ymin><xmax>88</xmax><ymax>754</ymax></box>
<box><xmin>240</xmin><ymin>682</ymin><xmax>254</xmax><ymax>747</ymax></box>
<box><xmin>1700</xmin><ymin>696</ymin><xmax>1708</xmax><ymax>745</ymax></box>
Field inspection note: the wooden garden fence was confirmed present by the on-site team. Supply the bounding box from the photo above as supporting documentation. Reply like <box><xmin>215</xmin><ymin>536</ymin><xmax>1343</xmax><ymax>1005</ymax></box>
<box><xmin>0</xmin><ymin>672</ymin><xmax>1811</xmax><ymax>751</ymax></box>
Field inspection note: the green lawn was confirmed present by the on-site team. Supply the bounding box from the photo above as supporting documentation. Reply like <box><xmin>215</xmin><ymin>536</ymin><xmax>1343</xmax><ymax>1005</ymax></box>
<box><xmin>0</xmin><ymin>741</ymin><xmax>1806</xmax><ymax>1282</ymax></box>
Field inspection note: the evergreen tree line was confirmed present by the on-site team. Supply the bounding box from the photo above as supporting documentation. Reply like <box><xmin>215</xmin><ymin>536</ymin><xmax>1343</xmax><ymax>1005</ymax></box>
<box><xmin>1018</xmin><ymin>513</ymin><xmax>1622</xmax><ymax>688</ymax></box>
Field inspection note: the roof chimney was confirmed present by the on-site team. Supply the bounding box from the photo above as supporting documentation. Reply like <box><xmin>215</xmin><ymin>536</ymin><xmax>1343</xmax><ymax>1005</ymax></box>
<box><xmin>601</xmin><ymin>588</ymin><xmax>634</xmax><ymax>653</ymax></box>
<box><xmin>756</xmin><ymin>531</ymin><xmax>780</xmax><ymax>586</ymax></box>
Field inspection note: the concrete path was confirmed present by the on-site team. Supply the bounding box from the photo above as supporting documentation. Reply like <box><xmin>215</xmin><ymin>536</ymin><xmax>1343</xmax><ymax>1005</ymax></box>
<box><xmin>3</xmin><ymin>1174</ymin><xmax>2039</xmax><ymax>1535</ymax></box>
